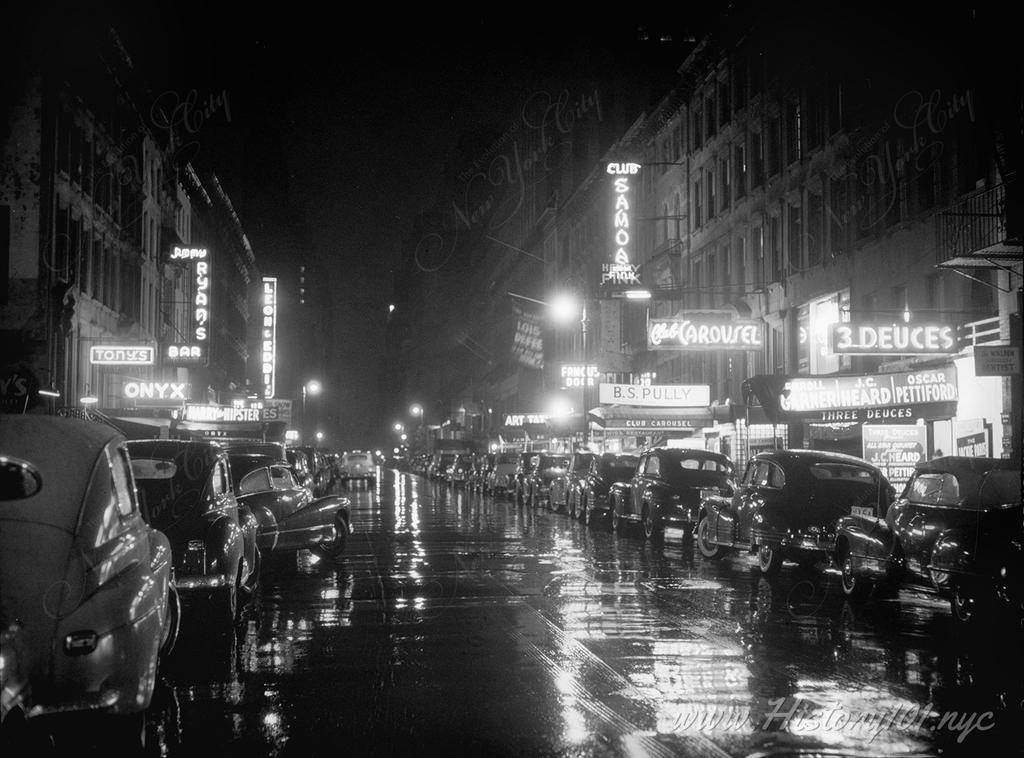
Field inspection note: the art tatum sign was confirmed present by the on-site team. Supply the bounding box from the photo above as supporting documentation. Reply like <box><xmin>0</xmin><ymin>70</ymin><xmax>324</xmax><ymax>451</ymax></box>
<box><xmin>261</xmin><ymin>278</ymin><xmax>277</xmax><ymax>399</ymax></box>
<box><xmin>165</xmin><ymin>245</ymin><xmax>211</xmax><ymax>366</ymax></box>
<box><xmin>830</xmin><ymin>322</ymin><xmax>958</xmax><ymax>355</ymax></box>
<box><xmin>601</xmin><ymin>162</ymin><xmax>642</xmax><ymax>295</ymax></box>
<box><xmin>648</xmin><ymin>313</ymin><xmax>764</xmax><ymax>351</ymax></box>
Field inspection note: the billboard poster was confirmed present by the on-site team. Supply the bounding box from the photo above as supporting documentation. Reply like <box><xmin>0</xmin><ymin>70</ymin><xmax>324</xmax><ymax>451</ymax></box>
<box><xmin>861</xmin><ymin>425</ymin><xmax>927</xmax><ymax>490</ymax></box>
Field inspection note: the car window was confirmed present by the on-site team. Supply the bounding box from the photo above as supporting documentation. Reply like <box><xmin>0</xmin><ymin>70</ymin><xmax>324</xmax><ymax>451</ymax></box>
<box><xmin>978</xmin><ymin>469</ymin><xmax>1022</xmax><ymax>507</ymax></box>
<box><xmin>0</xmin><ymin>457</ymin><xmax>42</xmax><ymax>500</ymax></box>
<box><xmin>678</xmin><ymin>457</ymin><xmax>701</xmax><ymax>470</ymax></box>
<box><xmin>239</xmin><ymin>468</ymin><xmax>273</xmax><ymax>495</ymax></box>
<box><xmin>110</xmin><ymin>446</ymin><xmax>138</xmax><ymax>519</ymax></box>
<box><xmin>751</xmin><ymin>461</ymin><xmax>785</xmax><ymax>489</ymax></box>
<box><xmin>271</xmin><ymin>466</ymin><xmax>298</xmax><ymax>489</ymax></box>
<box><xmin>212</xmin><ymin>460</ymin><xmax>230</xmax><ymax>496</ymax></box>
<box><xmin>809</xmin><ymin>464</ymin><xmax>875</xmax><ymax>482</ymax></box>
<box><xmin>741</xmin><ymin>461</ymin><xmax>757</xmax><ymax>486</ymax></box>
<box><xmin>907</xmin><ymin>473</ymin><xmax>960</xmax><ymax>505</ymax></box>
<box><xmin>645</xmin><ymin>455</ymin><xmax>661</xmax><ymax>476</ymax></box>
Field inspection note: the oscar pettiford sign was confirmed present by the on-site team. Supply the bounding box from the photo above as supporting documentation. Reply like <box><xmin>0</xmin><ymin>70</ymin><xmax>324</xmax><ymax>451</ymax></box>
<box><xmin>779</xmin><ymin>368</ymin><xmax>959</xmax><ymax>420</ymax></box>
<box><xmin>599</xmin><ymin>383</ymin><xmax>711</xmax><ymax>407</ymax></box>
<box><xmin>830</xmin><ymin>322</ymin><xmax>958</xmax><ymax>355</ymax></box>
<box><xmin>648</xmin><ymin>313</ymin><xmax>764</xmax><ymax>351</ymax></box>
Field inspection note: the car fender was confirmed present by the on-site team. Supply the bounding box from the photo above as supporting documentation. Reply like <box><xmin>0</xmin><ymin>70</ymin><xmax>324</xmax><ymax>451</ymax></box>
<box><xmin>834</xmin><ymin>514</ymin><xmax>896</xmax><ymax>580</ymax></box>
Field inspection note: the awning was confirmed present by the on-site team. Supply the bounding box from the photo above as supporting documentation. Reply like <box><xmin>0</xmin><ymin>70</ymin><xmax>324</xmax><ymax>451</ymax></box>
<box><xmin>589</xmin><ymin>405</ymin><xmax>712</xmax><ymax>433</ymax></box>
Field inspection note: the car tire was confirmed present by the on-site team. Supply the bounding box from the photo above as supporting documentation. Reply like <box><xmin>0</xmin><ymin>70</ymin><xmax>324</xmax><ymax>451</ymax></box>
<box><xmin>757</xmin><ymin>544</ymin><xmax>783</xmax><ymax>576</ymax></box>
<box><xmin>839</xmin><ymin>553</ymin><xmax>872</xmax><ymax>601</ymax></box>
<box><xmin>696</xmin><ymin>515</ymin><xmax>727</xmax><ymax>559</ymax></box>
<box><xmin>641</xmin><ymin>505</ymin><xmax>663</xmax><ymax>542</ymax></box>
<box><xmin>314</xmin><ymin>512</ymin><xmax>349</xmax><ymax>560</ymax></box>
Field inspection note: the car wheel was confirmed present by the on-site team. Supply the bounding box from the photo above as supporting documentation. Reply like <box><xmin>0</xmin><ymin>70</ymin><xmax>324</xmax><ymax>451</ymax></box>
<box><xmin>757</xmin><ymin>544</ymin><xmax>783</xmax><ymax>576</ymax></box>
<box><xmin>315</xmin><ymin>512</ymin><xmax>349</xmax><ymax>560</ymax></box>
<box><xmin>839</xmin><ymin>553</ymin><xmax>872</xmax><ymax>601</ymax></box>
<box><xmin>642</xmin><ymin>505</ymin><xmax>663</xmax><ymax>542</ymax></box>
<box><xmin>160</xmin><ymin>583</ymin><xmax>181</xmax><ymax>659</ymax></box>
<box><xmin>696</xmin><ymin>515</ymin><xmax>726</xmax><ymax>559</ymax></box>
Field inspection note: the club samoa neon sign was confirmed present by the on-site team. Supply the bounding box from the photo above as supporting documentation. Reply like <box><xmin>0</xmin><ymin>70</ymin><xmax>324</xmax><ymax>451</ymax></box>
<box><xmin>602</xmin><ymin>162</ymin><xmax>641</xmax><ymax>290</ymax></box>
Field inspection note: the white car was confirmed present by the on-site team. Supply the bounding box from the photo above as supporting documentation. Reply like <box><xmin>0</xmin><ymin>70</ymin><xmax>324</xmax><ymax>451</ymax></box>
<box><xmin>339</xmin><ymin>451</ymin><xmax>376</xmax><ymax>486</ymax></box>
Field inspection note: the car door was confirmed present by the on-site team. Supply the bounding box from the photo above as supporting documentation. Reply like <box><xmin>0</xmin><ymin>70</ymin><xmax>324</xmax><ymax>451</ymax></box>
<box><xmin>635</xmin><ymin>453</ymin><xmax>659</xmax><ymax>517</ymax></box>
<box><xmin>711</xmin><ymin>459</ymin><xmax>754</xmax><ymax>544</ymax></box>
<box><xmin>738</xmin><ymin>459</ymin><xmax>785</xmax><ymax>542</ymax></box>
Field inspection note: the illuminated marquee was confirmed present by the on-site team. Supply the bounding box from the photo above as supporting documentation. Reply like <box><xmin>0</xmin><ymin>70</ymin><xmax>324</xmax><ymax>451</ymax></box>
<box><xmin>261</xmin><ymin>277</ymin><xmax>278</xmax><ymax>398</ymax></box>
<box><xmin>183</xmin><ymin>404</ymin><xmax>262</xmax><ymax>423</ymax></box>
<box><xmin>779</xmin><ymin>368</ymin><xmax>959</xmax><ymax>414</ymax></box>
<box><xmin>830</xmin><ymin>322</ymin><xmax>958</xmax><ymax>355</ymax></box>
<box><xmin>169</xmin><ymin>246</ymin><xmax>208</xmax><ymax>261</ymax></box>
<box><xmin>598</xmin><ymin>383</ymin><xmax>711</xmax><ymax>407</ymax></box>
<box><xmin>560</xmin><ymin>364</ymin><xmax>599</xmax><ymax>388</ymax></box>
<box><xmin>165</xmin><ymin>344</ymin><xmax>205</xmax><ymax>365</ymax></box>
<box><xmin>89</xmin><ymin>345</ymin><xmax>155</xmax><ymax>365</ymax></box>
<box><xmin>504</xmin><ymin>413</ymin><xmax>549</xmax><ymax>427</ymax></box>
<box><xmin>601</xmin><ymin>162</ymin><xmax>642</xmax><ymax>292</ymax></box>
<box><xmin>648</xmin><ymin>314</ymin><xmax>764</xmax><ymax>351</ymax></box>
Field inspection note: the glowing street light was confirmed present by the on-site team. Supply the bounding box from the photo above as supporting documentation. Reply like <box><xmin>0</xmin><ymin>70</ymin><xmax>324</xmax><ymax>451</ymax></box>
<box><xmin>409</xmin><ymin>403</ymin><xmax>423</xmax><ymax>417</ymax></box>
<box><xmin>394</xmin><ymin>422</ymin><xmax>404</xmax><ymax>433</ymax></box>
<box><xmin>549</xmin><ymin>293</ymin><xmax>580</xmax><ymax>324</ymax></box>
<box><xmin>315</xmin><ymin>431</ymin><xmax>324</xmax><ymax>442</ymax></box>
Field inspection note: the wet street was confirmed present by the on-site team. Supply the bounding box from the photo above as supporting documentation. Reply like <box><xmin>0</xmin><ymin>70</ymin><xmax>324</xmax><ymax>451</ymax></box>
<box><xmin>137</xmin><ymin>468</ymin><xmax>1020</xmax><ymax>757</ymax></box>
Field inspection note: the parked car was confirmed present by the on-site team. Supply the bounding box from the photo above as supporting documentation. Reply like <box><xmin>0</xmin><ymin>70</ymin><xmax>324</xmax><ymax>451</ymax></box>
<box><xmin>338</xmin><ymin>450</ymin><xmax>376</xmax><ymax>487</ymax></box>
<box><xmin>511</xmin><ymin>452</ymin><xmax>540</xmax><ymax>505</ymax></box>
<box><xmin>698</xmin><ymin>449</ymin><xmax>891</xmax><ymax>576</ymax></box>
<box><xmin>427</xmin><ymin>452</ymin><xmax>457</xmax><ymax>481</ymax></box>
<box><xmin>448</xmin><ymin>453</ymin><xmax>473</xmax><ymax>487</ymax></box>
<box><xmin>286</xmin><ymin>448</ymin><xmax>315</xmax><ymax>494</ymax></box>
<box><xmin>0</xmin><ymin>416</ymin><xmax>176</xmax><ymax>744</ymax></box>
<box><xmin>579</xmin><ymin>453</ymin><xmax>640</xmax><ymax>527</ymax></box>
<box><xmin>834</xmin><ymin>456</ymin><xmax>1021</xmax><ymax>625</ymax></box>
<box><xmin>524</xmin><ymin>453</ymin><xmax>570</xmax><ymax>509</ymax></box>
<box><xmin>610</xmin><ymin>448</ymin><xmax>735</xmax><ymax>541</ymax></box>
<box><xmin>127</xmin><ymin>440</ymin><xmax>261</xmax><ymax>626</ymax></box>
<box><xmin>230</xmin><ymin>454</ymin><xmax>353</xmax><ymax>558</ymax></box>
<box><xmin>487</xmin><ymin>451</ymin><xmax>520</xmax><ymax>494</ymax></box>
<box><xmin>551</xmin><ymin>452</ymin><xmax>595</xmax><ymax>516</ymax></box>
<box><xmin>296</xmin><ymin>446</ymin><xmax>331</xmax><ymax>496</ymax></box>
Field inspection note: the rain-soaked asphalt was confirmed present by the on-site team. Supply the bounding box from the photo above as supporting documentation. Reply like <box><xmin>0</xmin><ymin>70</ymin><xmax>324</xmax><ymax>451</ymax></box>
<box><xmin>77</xmin><ymin>468</ymin><xmax>1024</xmax><ymax>756</ymax></box>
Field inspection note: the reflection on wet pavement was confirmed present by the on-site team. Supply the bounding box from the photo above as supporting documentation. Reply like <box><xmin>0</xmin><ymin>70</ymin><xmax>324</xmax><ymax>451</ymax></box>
<box><xmin>128</xmin><ymin>469</ymin><xmax>1022</xmax><ymax>757</ymax></box>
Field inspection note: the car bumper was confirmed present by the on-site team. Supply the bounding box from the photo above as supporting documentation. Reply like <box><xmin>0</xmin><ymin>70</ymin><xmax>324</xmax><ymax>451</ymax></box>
<box><xmin>752</xmin><ymin>527</ymin><xmax>836</xmax><ymax>554</ymax></box>
<box><xmin>662</xmin><ymin>504</ymin><xmax>701</xmax><ymax>528</ymax></box>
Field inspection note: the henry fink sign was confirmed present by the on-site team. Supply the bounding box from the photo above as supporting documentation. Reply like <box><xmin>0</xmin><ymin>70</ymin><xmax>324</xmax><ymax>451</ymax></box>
<box><xmin>648</xmin><ymin>313</ymin><xmax>764</xmax><ymax>351</ymax></box>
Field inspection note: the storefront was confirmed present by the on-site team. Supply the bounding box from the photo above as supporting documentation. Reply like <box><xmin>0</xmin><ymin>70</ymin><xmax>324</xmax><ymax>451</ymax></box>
<box><xmin>588</xmin><ymin>405</ymin><xmax>712</xmax><ymax>453</ymax></box>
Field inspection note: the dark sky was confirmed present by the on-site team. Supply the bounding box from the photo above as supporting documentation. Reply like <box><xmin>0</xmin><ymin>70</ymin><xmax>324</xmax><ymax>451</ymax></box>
<box><xmin>40</xmin><ymin>6</ymin><xmax>715</xmax><ymax>445</ymax></box>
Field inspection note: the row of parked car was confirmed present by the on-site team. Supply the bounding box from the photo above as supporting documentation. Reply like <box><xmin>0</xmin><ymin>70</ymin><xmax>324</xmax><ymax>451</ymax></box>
<box><xmin>0</xmin><ymin>415</ymin><xmax>355</xmax><ymax>749</ymax></box>
<box><xmin>420</xmin><ymin>446</ymin><xmax>1022</xmax><ymax>630</ymax></box>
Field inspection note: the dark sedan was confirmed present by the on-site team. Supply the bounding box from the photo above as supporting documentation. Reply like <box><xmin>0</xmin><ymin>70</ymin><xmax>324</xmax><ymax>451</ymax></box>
<box><xmin>698</xmin><ymin>449</ymin><xmax>892</xmax><ymax>576</ymax></box>
<box><xmin>610</xmin><ymin>448</ymin><xmax>734</xmax><ymax>541</ymax></box>
<box><xmin>511</xmin><ymin>452</ymin><xmax>539</xmax><ymax>506</ymax></box>
<box><xmin>578</xmin><ymin>453</ymin><xmax>640</xmax><ymax>527</ymax></box>
<box><xmin>128</xmin><ymin>440</ymin><xmax>260</xmax><ymax>626</ymax></box>
<box><xmin>524</xmin><ymin>453</ymin><xmax>570</xmax><ymax>509</ymax></box>
<box><xmin>550</xmin><ymin>452</ymin><xmax>595</xmax><ymax>515</ymax></box>
<box><xmin>834</xmin><ymin>456</ymin><xmax>1021</xmax><ymax>625</ymax></box>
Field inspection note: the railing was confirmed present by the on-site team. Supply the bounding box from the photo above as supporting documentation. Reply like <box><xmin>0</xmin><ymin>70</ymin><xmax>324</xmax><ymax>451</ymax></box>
<box><xmin>958</xmin><ymin>316</ymin><xmax>1003</xmax><ymax>347</ymax></box>
<box><xmin>937</xmin><ymin>182</ymin><xmax>1012</xmax><ymax>263</ymax></box>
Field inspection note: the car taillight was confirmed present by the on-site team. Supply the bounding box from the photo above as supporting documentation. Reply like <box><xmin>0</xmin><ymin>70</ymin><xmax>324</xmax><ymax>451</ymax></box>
<box><xmin>184</xmin><ymin>540</ymin><xmax>206</xmax><ymax>574</ymax></box>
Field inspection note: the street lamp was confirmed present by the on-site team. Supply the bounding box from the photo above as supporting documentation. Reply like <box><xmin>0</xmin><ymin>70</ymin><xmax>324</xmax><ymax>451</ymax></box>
<box><xmin>393</xmin><ymin>422</ymin><xmax>404</xmax><ymax>433</ymax></box>
<box><xmin>302</xmin><ymin>379</ymin><xmax>322</xmax><ymax>441</ymax></box>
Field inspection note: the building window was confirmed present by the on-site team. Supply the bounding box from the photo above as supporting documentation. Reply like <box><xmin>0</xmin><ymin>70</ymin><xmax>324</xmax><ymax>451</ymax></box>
<box><xmin>751</xmin><ymin>131</ymin><xmax>764</xmax><ymax>188</ymax></box>
<box><xmin>784</xmin><ymin>98</ymin><xmax>801</xmax><ymax>165</ymax></box>
<box><xmin>735</xmin><ymin>235</ymin><xmax>746</xmax><ymax>285</ymax></box>
<box><xmin>693</xmin><ymin>178</ymin><xmax>702</xmax><ymax>229</ymax></box>
<box><xmin>788</xmin><ymin>203</ymin><xmax>802</xmax><ymax>271</ymax></box>
<box><xmin>706</xmin><ymin>169</ymin><xmax>716</xmax><ymax>219</ymax></box>
<box><xmin>827</xmin><ymin>80</ymin><xmax>843</xmax><ymax>135</ymax></box>
<box><xmin>720</xmin><ymin>155</ymin><xmax>731</xmax><ymax>211</ymax></box>
<box><xmin>705</xmin><ymin>95</ymin><xmax>716</xmax><ymax>142</ymax></box>
<box><xmin>692</xmin><ymin>100</ymin><xmax>703</xmax><ymax>151</ymax></box>
<box><xmin>766</xmin><ymin>116</ymin><xmax>781</xmax><ymax>177</ymax></box>
<box><xmin>769</xmin><ymin>215</ymin><xmax>782</xmax><ymax>281</ymax></box>
<box><xmin>734</xmin><ymin>143</ymin><xmax>747</xmax><ymax>199</ymax></box>
<box><xmin>752</xmin><ymin>225</ymin><xmax>763</xmax><ymax>282</ymax></box>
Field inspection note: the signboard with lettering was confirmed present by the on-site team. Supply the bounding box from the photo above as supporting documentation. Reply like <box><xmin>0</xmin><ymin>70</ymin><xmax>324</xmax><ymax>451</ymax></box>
<box><xmin>504</xmin><ymin>413</ymin><xmax>549</xmax><ymax>427</ymax></box>
<box><xmin>560</xmin><ymin>364</ymin><xmax>599</xmax><ymax>388</ymax></box>
<box><xmin>601</xmin><ymin>162</ymin><xmax>643</xmax><ymax>297</ymax></box>
<box><xmin>779</xmin><ymin>367</ymin><xmax>958</xmax><ymax>416</ymax></box>
<box><xmin>601</xmin><ymin>413</ymin><xmax>711</xmax><ymax>432</ymax></box>
<box><xmin>183</xmin><ymin>404</ymin><xmax>262</xmax><ymax>423</ymax></box>
<box><xmin>163</xmin><ymin>245</ymin><xmax>210</xmax><ymax>367</ymax></box>
<box><xmin>830</xmin><ymin>322</ymin><xmax>958</xmax><ymax>355</ymax></box>
<box><xmin>89</xmin><ymin>345</ymin><xmax>155</xmax><ymax>365</ymax></box>
<box><xmin>974</xmin><ymin>345</ymin><xmax>1021</xmax><ymax>376</ymax></box>
<box><xmin>953</xmin><ymin>418</ymin><xmax>989</xmax><ymax>457</ymax></box>
<box><xmin>648</xmin><ymin>313</ymin><xmax>764</xmax><ymax>351</ymax></box>
<box><xmin>599</xmin><ymin>383</ymin><xmax>711</xmax><ymax>408</ymax></box>
<box><xmin>123</xmin><ymin>381</ymin><xmax>190</xmax><ymax>404</ymax></box>
<box><xmin>262</xmin><ymin>399</ymin><xmax>292</xmax><ymax>423</ymax></box>
<box><xmin>862</xmin><ymin>425</ymin><xmax>927</xmax><ymax>490</ymax></box>
<box><xmin>261</xmin><ymin>277</ymin><xmax>277</xmax><ymax>398</ymax></box>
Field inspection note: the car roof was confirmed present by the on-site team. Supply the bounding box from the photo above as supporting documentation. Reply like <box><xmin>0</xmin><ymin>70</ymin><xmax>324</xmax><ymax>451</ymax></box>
<box><xmin>914</xmin><ymin>456</ymin><xmax>1016</xmax><ymax>474</ymax></box>
<box><xmin>0</xmin><ymin>415</ymin><xmax>124</xmax><ymax>531</ymax></box>
<box><xmin>753</xmin><ymin>448</ymin><xmax>882</xmax><ymax>471</ymax></box>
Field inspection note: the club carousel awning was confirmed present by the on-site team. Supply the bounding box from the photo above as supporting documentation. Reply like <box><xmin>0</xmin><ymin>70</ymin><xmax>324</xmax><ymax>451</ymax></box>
<box><xmin>589</xmin><ymin>405</ymin><xmax>713</xmax><ymax>433</ymax></box>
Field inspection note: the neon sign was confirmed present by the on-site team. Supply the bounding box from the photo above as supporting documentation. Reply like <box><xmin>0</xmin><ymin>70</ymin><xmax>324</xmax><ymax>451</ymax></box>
<box><xmin>261</xmin><ymin>278</ymin><xmax>277</xmax><ymax>398</ymax></box>
<box><xmin>602</xmin><ymin>162</ymin><xmax>641</xmax><ymax>291</ymax></box>
<box><xmin>123</xmin><ymin>381</ymin><xmax>190</xmax><ymax>402</ymax></box>
<box><xmin>648</xmin><ymin>314</ymin><xmax>764</xmax><ymax>351</ymax></box>
<box><xmin>89</xmin><ymin>345</ymin><xmax>155</xmax><ymax>365</ymax></box>
<box><xmin>163</xmin><ymin>245</ymin><xmax>211</xmax><ymax>366</ymax></box>
<box><xmin>560</xmin><ymin>364</ymin><xmax>599</xmax><ymax>388</ymax></box>
<box><xmin>830</xmin><ymin>322</ymin><xmax>958</xmax><ymax>355</ymax></box>
<box><xmin>184</xmin><ymin>404</ymin><xmax>262</xmax><ymax>423</ymax></box>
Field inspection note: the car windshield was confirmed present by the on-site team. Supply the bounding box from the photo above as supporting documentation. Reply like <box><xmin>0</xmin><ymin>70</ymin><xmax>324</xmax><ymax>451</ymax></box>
<box><xmin>539</xmin><ymin>456</ymin><xmax>568</xmax><ymax>469</ymax></box>
<box><xmin>572</xmin><ymin>454</ymin><xmax>595</xmax><ymax>472</ymax></box>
